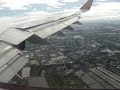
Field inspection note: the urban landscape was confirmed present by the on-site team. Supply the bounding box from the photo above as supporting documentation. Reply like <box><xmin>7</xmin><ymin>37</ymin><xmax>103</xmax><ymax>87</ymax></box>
<box><xmin>10</xmin><ymin>19</ymin><xmax>120</xmax><ymax>89</ymax></box>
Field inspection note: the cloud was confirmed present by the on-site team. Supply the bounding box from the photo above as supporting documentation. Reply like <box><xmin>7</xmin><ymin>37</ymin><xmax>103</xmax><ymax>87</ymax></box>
<box><xmin>0</xmin><ymin>0</ymin><xmax>64</xmax><ymax>10</ymax></box>
<box><xmin>0</xmin><ymin>0</ymin><xmax>119</xmax><ymax>22</ymax></box>
<box><xmin>81</xmin><ymin>1</ymin><xmax>120</xmax><ymax>21</ymax></box>
<box><xmin>62</xmin><ymin>7</ymin><xmax>79</xmax><ymax>12</ymax></box>
<box><xmin>26</xmin><ymin>11</ymin><xmax>50</xmax><ymax>16</ymax></box>
<box><xmin>0</xmin><ymin>7</ymin><xmax>4</xmax><ymax>10</ymax></box>
<box><xmin>61</xmin><ymin>0</ymin><xmax>79</xmax><ymax>3</ymax></box>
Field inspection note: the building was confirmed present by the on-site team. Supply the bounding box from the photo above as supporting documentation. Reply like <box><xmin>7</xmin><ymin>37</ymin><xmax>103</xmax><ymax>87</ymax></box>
<box><xmin>75</xmin><ymin>67</ymin><xmax>120</xmax><ymax>89</ymax></box>
<box><xmin>22</xmin><ymin>67</ymin><xmax>31</xmax><ymax>78</ymax></box>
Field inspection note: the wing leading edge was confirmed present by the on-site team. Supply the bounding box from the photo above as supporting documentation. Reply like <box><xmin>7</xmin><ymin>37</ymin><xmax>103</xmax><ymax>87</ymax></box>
<box><xmin>0</xmin><ymin>0</ymin><xmax>93</xmax><ymax>83</ymax></box>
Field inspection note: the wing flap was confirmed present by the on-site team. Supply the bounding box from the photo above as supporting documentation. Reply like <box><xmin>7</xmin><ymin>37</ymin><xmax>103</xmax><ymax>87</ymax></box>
<box><xmin>0</xmin><ymin>42</ymin><xmax>12</xmax><ymax>54</ymax></box>
<box><xmin>0</xmin><ymin>28</ymin><xmax>33</xmax><ymax>45</ymax></box>
<box><xmin>0</xmin><ymin>48</ymin><xmax>20</xmax><ymax>68</ymax></box>
<box><xmin>0</xmin><ymin>42</ymin><xmax>29</xmax><ymax>83</ymax></box>
<box><xmin>34</xmin><ymin>16</ymin><xmax>78</xmax><ymax>38</ymax></box>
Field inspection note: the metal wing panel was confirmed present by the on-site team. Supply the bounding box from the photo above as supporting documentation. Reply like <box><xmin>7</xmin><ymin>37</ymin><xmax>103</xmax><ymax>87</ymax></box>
<box><xmin>0</xmin><ymin>42</ymin><xmax>12</xmax><ymax>54</ymax></box>
<box><xmin>0</xmin><ymin>49</ymin><xmax>19</xmax><ymax>68</ymax></box>
<box><xmin>14</xmin><ymin>11</ymin><xmax>79</xmax><ymax>30</ymax></box>
<box><xmin>34</xmin><ymin>16</ymin><xmax>78</xmax><ymax>38</ymax></box>
<box><xmin>0</xmin><ymin>28</ymin><xmax>33</xmax><ymax>45</ymax></box>
<box><xmin>63</xmin><ymin>17</ymin><xmax>78</xmax><ymax>26</ymax></box>
<box><xmin>0</xmin><ymin>42</ymin><xmax>29</xmax><ymax>83</ymax></box>
<box><xmin>0</xmin><ymin>55</ymin><xmax>28</xmax><ymax>83</ymax></box>
<box><xmin>35</xmin><ymin>22</ymin><xmax>66</xmax><ymax>38</ymax></box>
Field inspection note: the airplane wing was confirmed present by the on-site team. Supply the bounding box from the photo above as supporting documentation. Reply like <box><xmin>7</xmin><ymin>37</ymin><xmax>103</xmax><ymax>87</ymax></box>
<box><xmin>0</xmin><ymin>0</ymin><xmax>93</xmax><ymax>83</ymax></box>
<box><xmin>0</xmin><ymin>41</ymin><xmax>29</xmax><ymax>83</ymax></box>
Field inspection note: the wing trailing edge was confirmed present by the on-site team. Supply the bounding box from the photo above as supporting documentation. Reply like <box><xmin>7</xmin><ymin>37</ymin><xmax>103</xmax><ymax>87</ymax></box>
<box><xmin>0</xmin><ymin>41</ymin><xmax>29</xmax><ymax>83</ymax></box>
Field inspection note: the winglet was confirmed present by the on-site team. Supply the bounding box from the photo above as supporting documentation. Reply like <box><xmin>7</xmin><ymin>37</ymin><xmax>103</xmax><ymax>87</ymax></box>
<box><xmin>80</xmin><ymin>0</ymin><xmax>93</xmax><ymax>12</ymax></box>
